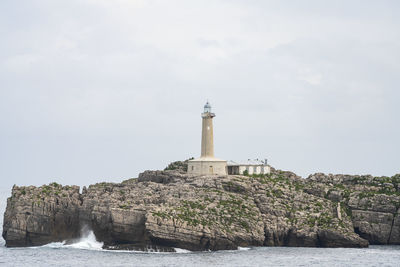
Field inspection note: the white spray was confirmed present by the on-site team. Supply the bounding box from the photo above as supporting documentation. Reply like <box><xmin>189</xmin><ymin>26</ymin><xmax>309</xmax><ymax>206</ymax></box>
<box><xmin>41</xmin><ymin>226</ymin><xmax>103</xmax><ymax>250</ymax></box>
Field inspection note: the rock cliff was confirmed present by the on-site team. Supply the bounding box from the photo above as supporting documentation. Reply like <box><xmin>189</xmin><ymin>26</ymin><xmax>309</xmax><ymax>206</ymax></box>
<box><xmin>3</xmin><ymin>169</ymin><xmax>399</xmax><ymax>251</ymax></box>
<box><xmin>2</xmin><ymin>183</ymin><xmax>81</xmax><ymax>247</ymax></box>
<box><xmin>304</xmin><ymin>173</ymin><xmax>400</xmax><ymax>245</ymax></box>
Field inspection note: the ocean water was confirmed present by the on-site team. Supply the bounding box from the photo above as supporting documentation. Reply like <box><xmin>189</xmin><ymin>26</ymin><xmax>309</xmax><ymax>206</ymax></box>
<box><xmin>1</xmin><ymin>241</ymin><xmax>400</xmax><ymax>267</ymax></box>
<box><xmin>1</xmin><ymin>189</ymin><xmax>400</xmax><ymax>267</ymax></box>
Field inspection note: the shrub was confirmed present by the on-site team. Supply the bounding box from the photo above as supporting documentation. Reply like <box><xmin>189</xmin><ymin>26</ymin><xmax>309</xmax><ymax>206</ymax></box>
<box><xmin>164</xmin><ymin>158</ymin><xmax>194</xmax><ymax>172</ymax></box>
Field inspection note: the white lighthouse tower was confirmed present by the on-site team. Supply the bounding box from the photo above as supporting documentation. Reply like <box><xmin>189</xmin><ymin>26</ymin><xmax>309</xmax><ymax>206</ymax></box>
<box><xmin>187</xmin><ymin>102</ymin><xmax>227</xmax><ymax>175</ymax></box>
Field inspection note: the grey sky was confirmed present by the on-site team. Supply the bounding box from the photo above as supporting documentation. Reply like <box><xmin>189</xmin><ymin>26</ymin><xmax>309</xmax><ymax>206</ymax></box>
<box><xmin>0</xmin><ymin>0</ymin><xmax>399</xmax><ymax>191</ymax></box>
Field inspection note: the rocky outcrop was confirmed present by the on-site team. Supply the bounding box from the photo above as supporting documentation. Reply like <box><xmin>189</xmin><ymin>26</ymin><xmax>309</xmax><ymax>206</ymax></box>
<box><xmin>305</xmin><ymin>173</ymin><xmax>400</xmax><ymax>245</ymax></box>
<box><xmin>2</xmin><ymin>183</ymin><xmax>81</xmax><ymax>247</ymax></box>
<box><xmin>3</xmin><ymin>170</ymin><xmax>377</xmax><ymax>251</ymax></box>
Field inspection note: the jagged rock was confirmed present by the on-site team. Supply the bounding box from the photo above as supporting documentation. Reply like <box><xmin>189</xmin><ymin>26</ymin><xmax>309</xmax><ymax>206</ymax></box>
<box><xmin>352</xmin><ymin>210</ymin><xmax>393</xmax><ymax>244</ymax></box>
<box><xmin>348</xmin><ymin>194</ymin><xmax>399</xmax><ymax>213</ymax></box>
<box><xmin>2</xmin><ymin>183</ymin><xmax>81</xmax><ymax>247</ymax></box>
<box><xmin>2</xmin><ymin>170</ymin><xmax>373</xmax><ymax>251</ymax></box>
<box><xmin>304</xmin><ymin>173</ymin><xmax>400</xmax><ymax>245</ymax></box>
<box><xmin>389</xmin><ymin>211</ymin><xmax>400</xmax><ymax>243</ymax></box>
<box><xmin>138</xmin><ymin>170</ymin><xmax>182</xmax><ymax>184</ymax></box>
<box><xmin>317</xmin><ymin>229</ymin><xmax>369</xmax><ymax>248</ymax></box>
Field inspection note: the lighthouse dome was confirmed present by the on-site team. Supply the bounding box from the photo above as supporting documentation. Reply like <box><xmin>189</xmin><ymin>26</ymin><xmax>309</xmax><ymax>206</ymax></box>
<box><xmin>204</xmin><ymin>101</ymin><xmax>212</xmax><ymax>113</ymax></box>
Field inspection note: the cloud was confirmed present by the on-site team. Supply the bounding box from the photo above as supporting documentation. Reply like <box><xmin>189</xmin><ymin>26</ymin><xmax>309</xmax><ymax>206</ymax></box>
<box><xmin>297</xmin><ymin>68</ymin><xmax>322</xmax><ymax>85</ymax></box>
<box><xmin>0</xmin><ymin>0</ymin><xmax>399</xmax><ymax>190</ymax></box>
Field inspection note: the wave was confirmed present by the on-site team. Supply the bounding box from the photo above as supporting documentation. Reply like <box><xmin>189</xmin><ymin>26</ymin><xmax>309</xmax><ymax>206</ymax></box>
<box><xmin>65</xmin><ymin>230</ymin><xmax>103</xmax><ymax>250</ymax></box>
<box><xmin>174</xmin><ymin>248</ymin><xmax>192</xmax><ymax>253</ymax></box>
<box><xmin>40</xmin><ymin>230</ymin><xmax>103</xmax><ymax>251</ymax></box>
<box><xmin>41</xmin><ymin>241</ymin><xmax>66</xmax><ymax>248</ymax></box>
<box><xmin>39</xmin><ymin>230</ymin><xmax>192</xmax><ymax>253</ymax></box>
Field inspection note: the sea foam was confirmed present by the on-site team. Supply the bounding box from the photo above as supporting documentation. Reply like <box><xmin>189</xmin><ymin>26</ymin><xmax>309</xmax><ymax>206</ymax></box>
<box><xmin>174</xmin><ymin>248</ymin><xmax>192</xmax><ymax>253</ymax></box>
<box><xmin>39</xmin><ymin>230</ymin><xmax>193</xmax><ymax>253</ymax></box>
<box><xmin>40</xmin><ymin>230</ymin><xmax>103</xmax><ymax>251</ymax></box>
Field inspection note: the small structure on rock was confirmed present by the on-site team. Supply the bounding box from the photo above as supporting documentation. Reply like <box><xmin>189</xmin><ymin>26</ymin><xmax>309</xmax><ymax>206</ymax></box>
<box><xmin>187</xmin><ymin>102</ymin><xmax>227</xmax><ymax>175</ymax></box>
<box><xmin>227</xmin><ymin>159</ymin><xmax>271</xmax><ymax>175</ymax></box>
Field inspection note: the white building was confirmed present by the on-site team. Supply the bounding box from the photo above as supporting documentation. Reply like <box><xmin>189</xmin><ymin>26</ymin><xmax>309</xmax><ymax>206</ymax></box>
<box><xmin>227</xmin><ymin>159</ymin><xmax>271</xmax><ymax>175</ymax></box>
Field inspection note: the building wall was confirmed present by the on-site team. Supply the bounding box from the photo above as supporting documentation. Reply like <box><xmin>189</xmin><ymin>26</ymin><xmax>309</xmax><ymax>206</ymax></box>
<box><xmin>188</xmin><ymin>160</ymin><xmax>227</xmax><ymax>175</ymax></box>
<box><xmin>239</xmin><ymin>166</ymin><xmax>247</xmax><ymax>174</ymax></box>
<box><xmin>262</xmin><ymin>166</ymin><xmax>271</xmax><ymax>174</ymax></box>
<box><xmin>229</xmin><ymin>165</ymin><xmax>271</xmax><ymax>175</ymax></box>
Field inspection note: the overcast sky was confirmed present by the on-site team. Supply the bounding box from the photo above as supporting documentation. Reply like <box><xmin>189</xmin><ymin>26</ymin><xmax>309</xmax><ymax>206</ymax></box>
<box><xmin>0</xmin><ymin>0</ymin><xmax>399</xmax><ymax>191</ymax></box>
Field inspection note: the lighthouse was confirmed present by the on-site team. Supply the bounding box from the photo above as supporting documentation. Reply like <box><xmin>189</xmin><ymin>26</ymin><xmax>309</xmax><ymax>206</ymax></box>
<box><xmin>201</xmin><ymin>101</ymin><xmax>215</xmax><ymax>158</ymax></box>
<box><xmin>187</xmin><ymin>102</ymin><xmax>227</xmax><ymax>175</ymax></box>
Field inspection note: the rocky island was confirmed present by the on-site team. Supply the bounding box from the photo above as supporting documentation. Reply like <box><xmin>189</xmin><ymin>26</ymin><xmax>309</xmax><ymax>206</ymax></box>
<box><xmin>2</xmin><ymin>162</ymin><xmax>400</xmax><ymax>251</ymax></box>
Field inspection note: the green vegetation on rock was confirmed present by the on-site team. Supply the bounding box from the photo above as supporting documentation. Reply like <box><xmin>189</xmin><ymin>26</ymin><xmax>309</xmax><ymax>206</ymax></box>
<box><xmin>164</xmin><ymin>158</ymin><xmax>194</xmax><ymax>172</ymax></box>
<box><xmin>152</xmin><ymin>192</ymin><xmax>258</xmax><ymax>233</ymax></box>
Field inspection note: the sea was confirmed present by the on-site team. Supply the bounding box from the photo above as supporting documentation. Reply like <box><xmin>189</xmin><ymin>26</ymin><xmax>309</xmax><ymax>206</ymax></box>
<box><xmin>1</xmin><ymin>189</ymin><xmax>400</xmax><ymax>267</ymax></box>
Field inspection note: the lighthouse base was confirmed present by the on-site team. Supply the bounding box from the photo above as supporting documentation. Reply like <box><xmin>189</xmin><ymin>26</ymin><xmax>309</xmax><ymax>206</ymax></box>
<box><xmin>187</xmin><ymin>158</ymin><xmax>227</xmax><ymax>175</ymax></box>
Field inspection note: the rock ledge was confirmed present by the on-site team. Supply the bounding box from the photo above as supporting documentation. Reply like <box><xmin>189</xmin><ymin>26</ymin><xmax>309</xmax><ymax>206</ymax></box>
<box><xmin>4</xmin><ymin>170</ymin><xmax>399</xmax><ymax>250</ymax></box>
